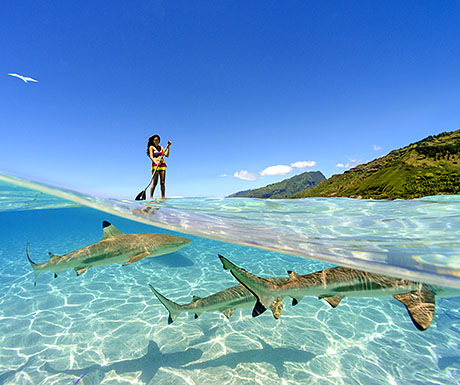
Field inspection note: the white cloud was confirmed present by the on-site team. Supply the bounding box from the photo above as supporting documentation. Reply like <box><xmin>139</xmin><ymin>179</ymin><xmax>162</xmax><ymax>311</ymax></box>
<box><xmin>260</xmin><ymin>165</ymin><xmax>293</xmax><ymax>176</ymax></box>
<box><xmin>229</xmin><ymin>161</ymin><xmax>314</xmax><ymax>181</ymax></box>
<box><xmin>373</xmin><ymin>145</ymin><xmax>382</xmax><ymax>151</ymax></box>
<box><xmin>220</xmin><ymin>174</ymin><xmax>228</xmax><ymax>177</ymax></box>
<box><xmin>291</xmin><ymin>160</ymin><xmax>316</xmax><ymax>168</ymax></box>
<box><xmin>233</xmin><ymin>170</ymin><xmax>259</xmax><ymax>181</ymax></box>
<box><xmin>336</xmin><ymin>163</ymin><xmax>352</xmax><ymax>168</ymax></box>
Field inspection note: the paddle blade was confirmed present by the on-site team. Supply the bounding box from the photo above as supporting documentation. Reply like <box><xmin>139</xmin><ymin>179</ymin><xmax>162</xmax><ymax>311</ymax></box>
<box><xmin>135</xmin><ymin>190</ymin><xmax>146</xmax><ymax>200</ymax></box>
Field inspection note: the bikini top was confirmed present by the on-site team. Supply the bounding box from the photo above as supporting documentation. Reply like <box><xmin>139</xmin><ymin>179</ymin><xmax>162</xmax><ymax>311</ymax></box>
<box><xmin>151</xmin><ymin>146</ymin><xmax>166</xmax><ymax>166</ymax></box>
<box><xmin>152</xmin><ymin>146</ymin><xmax>164</xmax><ymax>157</ymax></box>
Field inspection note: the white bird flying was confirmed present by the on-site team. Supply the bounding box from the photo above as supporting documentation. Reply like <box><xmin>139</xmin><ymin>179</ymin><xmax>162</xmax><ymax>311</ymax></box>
<box><xmin>8</xmin><ymin>73</ymin><xmax>38</xmax><ymax>83</ymax></box>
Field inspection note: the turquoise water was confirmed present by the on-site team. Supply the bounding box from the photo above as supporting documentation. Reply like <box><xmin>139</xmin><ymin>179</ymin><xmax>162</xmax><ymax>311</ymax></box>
<box><xmin>0</xmin><ymin>173</ymin><xmax>459</xmax><ymax>384</ymax></box>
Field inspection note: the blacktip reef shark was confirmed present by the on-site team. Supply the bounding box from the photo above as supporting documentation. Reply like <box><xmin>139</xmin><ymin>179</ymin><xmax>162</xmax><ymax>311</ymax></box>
<box><xmin>149</xmin><ymin>278</ymin><xmax>288</xmax><ymax>324</ymax></box>
<box><xmin>26</xmin><ymin>221</ymin><xmax>191</xmax><ymax>285</ymax></box>
<box><xmin>219</xmin><ymin>255</ymin><xmax>460</xmax><ymax>331</ymax></box>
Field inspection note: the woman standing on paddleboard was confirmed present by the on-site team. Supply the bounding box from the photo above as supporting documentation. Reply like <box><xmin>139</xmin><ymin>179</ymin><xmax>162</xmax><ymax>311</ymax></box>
<box><xmin>147</xmin><ymin>135</ymin><xmax>171</xmax><ymax>199</ymax></box>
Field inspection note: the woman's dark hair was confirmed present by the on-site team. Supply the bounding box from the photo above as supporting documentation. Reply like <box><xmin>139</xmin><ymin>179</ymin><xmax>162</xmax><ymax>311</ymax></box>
<box><xmin>146</xmin><ymin>135</ymin><xmax>160</xmax><ymax>156</ymax></box>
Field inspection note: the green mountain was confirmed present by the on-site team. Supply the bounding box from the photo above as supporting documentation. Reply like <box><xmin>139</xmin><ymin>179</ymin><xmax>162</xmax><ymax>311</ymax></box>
<box><xmin>296</xmin><ymin>130</ymin><xmax>460</xmax><ymax>199</ymax></box>
<box><xmin>228</xmin><ymin>171</ymin><xmax>326</xmax><ymax>199</ymax></box>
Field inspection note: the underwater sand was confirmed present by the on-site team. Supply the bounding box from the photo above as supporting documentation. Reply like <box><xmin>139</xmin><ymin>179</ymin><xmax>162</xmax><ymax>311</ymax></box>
<box><xmin>0</xmin><ymin>174</ymin><xmax>459</xmax><ymax>384</ymax></box>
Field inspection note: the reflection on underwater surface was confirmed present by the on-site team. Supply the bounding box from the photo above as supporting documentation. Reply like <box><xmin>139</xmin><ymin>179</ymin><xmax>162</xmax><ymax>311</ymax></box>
<box><xmin>0</xmin><ymin>173</ymin><xmax>460</xmax><ymax>384</ymax></box>
<box><xmin>1</xmin><ymin>172</ymin><xmax>460</xmax><ymax>288</ymax></box>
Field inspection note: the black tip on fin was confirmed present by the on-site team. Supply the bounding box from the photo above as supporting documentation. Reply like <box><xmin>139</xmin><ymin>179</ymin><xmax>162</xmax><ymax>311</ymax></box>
<box><xmin>287</xmin><ymin>270</ymin><xmax>293</xmax><ymax>274</ymax></box>
<box><xmin>103</xmin><ymin>221</ymin><xmax>111</xmax><ymax>228</ymax></box>
<box><xmin>54</xmin><ymin>273</ymin><xmax>58</xmax><ymax>278</ymax></box>
<box><xmin>218</xmin><ymin>254</ymin><xmax>231</xmax><ymax>270</ymax></box>
<box><xmin>292</xmin><ymin>298</ymin><xmax>298</xmax><ymax>306</ymax></box>
<box><xmin>252</xmin><ymin>301</ymin><xmax>267</xmax><ymax>317</ymax></box>
<box><xmin>194</xmin><ymin>314</ymin><xmax>199</xmax><ymax>319</ymax></box>
<box><xmin>167</xmin><ymin>315</ymin><xmax>173</xmax><ymax>325</ymax></box>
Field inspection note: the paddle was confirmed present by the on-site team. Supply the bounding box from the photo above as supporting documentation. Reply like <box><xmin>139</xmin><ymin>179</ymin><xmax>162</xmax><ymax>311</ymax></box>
<box><xmin>135</xmin><ymin>142</ymin><xmax>171</xmax><ymax>201</ymax></box>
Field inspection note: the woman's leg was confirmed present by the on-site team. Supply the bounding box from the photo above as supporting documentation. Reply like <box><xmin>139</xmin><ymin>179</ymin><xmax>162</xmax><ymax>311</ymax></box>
<box><xmin>150</xmin><ymin>172</ymin><xmax>159</xmax><ymax>199</ymax></box>
<box><xmin>159</xmin><ymin>170</ymin><xmax>166</xmax><ymax>199</ymax></box>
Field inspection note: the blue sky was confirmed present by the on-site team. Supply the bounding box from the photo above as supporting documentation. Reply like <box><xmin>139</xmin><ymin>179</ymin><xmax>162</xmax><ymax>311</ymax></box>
<box><xmin>2</xmin><ymin>1</ymin><xmax>460</xmax><ymax>199</ymax></box>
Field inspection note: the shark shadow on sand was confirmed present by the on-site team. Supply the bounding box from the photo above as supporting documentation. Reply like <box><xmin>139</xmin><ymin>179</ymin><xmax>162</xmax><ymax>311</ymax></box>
<box><xmin>0</xmin><ymin>357</ymin><xmax>34</xmax><ymax>384</ymax></box>
<box><xmin>438</xmin><ymin>355</ymin><xmax>460</xmax><ymax>371</ymax></box>
<box><xmin>149</xmin><ymin>252</ymin><xmax>194</xmax><ymax>268</ymax></box>
<box><xmin>183</xmin><ymin>337</ymin><xmax>315</xmax><ymax>378</ymax></box>
<box><xmin>43</xmin><ymin>340</ymin><xmax>202</xmax><ymax>384</ymax></box>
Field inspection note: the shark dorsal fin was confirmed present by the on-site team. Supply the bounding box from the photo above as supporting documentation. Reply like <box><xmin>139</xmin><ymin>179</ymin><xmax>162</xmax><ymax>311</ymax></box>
<box><xmin>101</xmin><ymin>221</ymin><xmax>124</xmax><ymax>240</ymax></box>
<box><xmin>222</xmin><ymin>309</ymin><xmax>235</xmax><ymax>319</ymax></box>
<box><xmin>320</xmin><ymin>296</ymin><xmax>343</xmax><ymax>308</ymax></box>
<box><xmin>192</xmin><ymin>296</ymin><xmax>202</xmax><ymax>302</ymax></box>
<box><xmin>287</xmin><ymin>271</ymin><xmax>302</xmax><ymax>280</ymax></box>
<box><xmin>393</xmin><ymin>289</ymin><xmax>436</xmax><ymax>331</ymax></box>
<box><xmin>48</xmin><ymin>252</ymin><xmax>62</xmax><ymax>259</ymax></box>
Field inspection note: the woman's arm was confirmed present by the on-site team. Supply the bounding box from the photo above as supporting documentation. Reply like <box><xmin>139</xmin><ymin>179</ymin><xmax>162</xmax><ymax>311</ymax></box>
<box><xmin>164</xmin><ymin>141</ymin><xmax>171</xmax><ymax>157</ymax></box>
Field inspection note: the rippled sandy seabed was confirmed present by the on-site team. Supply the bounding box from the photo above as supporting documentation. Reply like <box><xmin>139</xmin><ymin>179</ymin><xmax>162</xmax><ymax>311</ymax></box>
<box><xmin>0</xmin><ymin>175</ymin><xmax>459</xmax><ymax>384</ymax></box>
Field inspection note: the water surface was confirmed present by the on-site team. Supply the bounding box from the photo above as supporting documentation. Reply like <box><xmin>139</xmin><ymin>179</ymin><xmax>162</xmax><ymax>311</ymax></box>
<box><xmin>0</xmin><ymin>173</ymin><xmax>459</xmax><ymax>384</ymax></box>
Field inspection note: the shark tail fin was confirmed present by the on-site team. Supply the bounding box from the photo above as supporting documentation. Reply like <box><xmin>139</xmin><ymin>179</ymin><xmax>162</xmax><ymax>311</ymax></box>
<box><xmin>218</xmin><ymin>255</ymin><xmax>278</xmax><ymax>316</ymax></box>
<box><xmin>149</xmin><ymin>285</ymin><xmax>182</xmax><ymax>324</ymax></box>
<box><xmin>26</xmin><ymin>244</ymin><xmax>40</xmax><ymax>286</ymax></box>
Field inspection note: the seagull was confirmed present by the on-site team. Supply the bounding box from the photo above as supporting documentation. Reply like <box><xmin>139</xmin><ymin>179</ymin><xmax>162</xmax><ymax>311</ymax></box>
<box><xmin>8</xmin><ymin>73</ymin><xmax>38</xmax><ymax>83</ymax></box>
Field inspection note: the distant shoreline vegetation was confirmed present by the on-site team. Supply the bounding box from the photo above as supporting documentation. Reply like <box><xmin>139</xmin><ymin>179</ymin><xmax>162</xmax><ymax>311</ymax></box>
<box><xmin>227</xmin><ymin>171</ymin><xmax>326</xmax><ymax>199</ymax></box>
<box><xmin>229</xmin><ymin>130</ymin><xmax>460</xmax><ymax>200</ymax></box>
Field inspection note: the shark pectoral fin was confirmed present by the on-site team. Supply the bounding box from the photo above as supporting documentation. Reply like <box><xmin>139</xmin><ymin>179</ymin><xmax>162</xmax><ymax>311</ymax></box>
<box><xmin>122</xmin><ymin>251</ymin><xmax>150</xmax><ymax>266</ymax></box>
<box><xmin>269</xmin><ymin>297</ymin><xmax>283</xmax><ymax>319</ymax></box>
<box><xmin>320</xmin><ymin>296</ymin><xmax>343</xmax><ymax>308</ymax></box>
<box><xmin>253</xmin><ymin>300</ymin><xmax>267</xmax><ymax>317</ymax></box>
<box><xmin>222</xmin><ymin>309</ymin><xmax>235</xmax><ymax>319</ymax></box>
<box><xmin>252</xmin><ymin>295</ymin><xmax>276</xmax><ymax>317</ymax></box>
<box><xmin>75</xmin><ymin>267</ymin><xmax>90</xmax><ymax>276</ymax></box>
<box><xmin>393</xmin><ymin>290</ymin><xmax>436</xmax><ymax>331</ymax></box>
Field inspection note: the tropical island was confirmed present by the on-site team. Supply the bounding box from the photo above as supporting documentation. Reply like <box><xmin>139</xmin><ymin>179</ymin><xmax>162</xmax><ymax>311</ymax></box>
<box><xmin>229</xmin><ymin>130</ymin><xmax>460</xmax><ymax>200</ymax></box>
<box><xmin>228</xmin><ymin>171</ymin><xmax>326</xmax><ymax>199</ymax></box>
